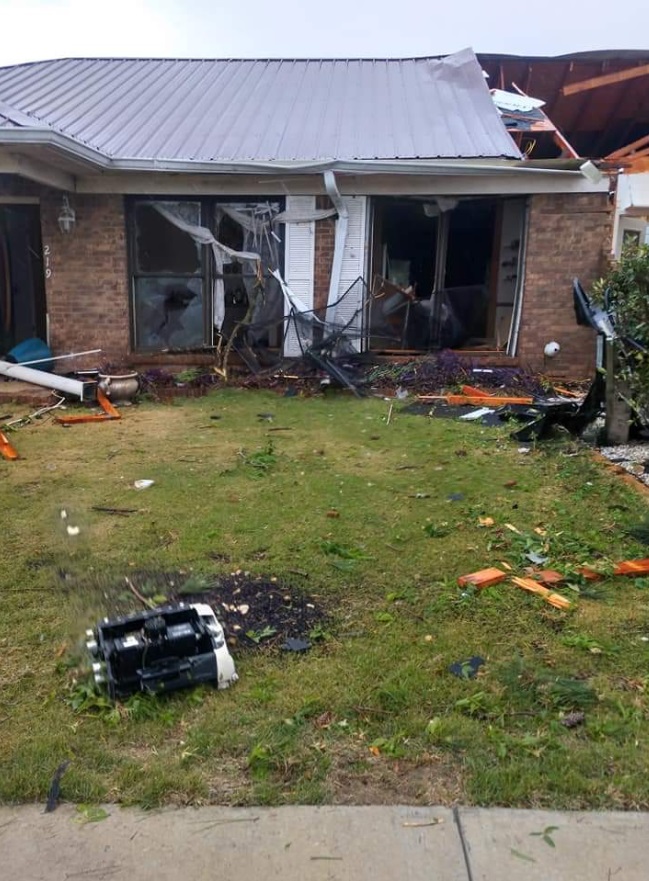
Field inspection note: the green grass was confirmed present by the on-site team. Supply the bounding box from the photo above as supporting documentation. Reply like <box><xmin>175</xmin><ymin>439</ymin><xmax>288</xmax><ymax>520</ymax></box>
<box><xmin>2</xmin><ymin>388</ymin><xmax>649</xmax><ymax>809</ymax></box>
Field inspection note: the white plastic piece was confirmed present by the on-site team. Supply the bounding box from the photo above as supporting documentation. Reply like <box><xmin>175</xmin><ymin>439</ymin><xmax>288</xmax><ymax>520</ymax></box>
<box><xmin>66</xmin><ymin>525</ymin><xmax>80</xmax><ymax>536</ymax></box>
<box><xmin>133</xmin><ymin>479</ymin><xmax>154</xmax><ymax>490</ymax></box>
<box><xmin>459</xmin><ymin>407</ymin><xmax>494</xmax><ymax>421</ymax></box>
<box><xmin>0</xmin><ymin>359</ymin><xmax>88</xmax><ymax>399</ymax></box>
<box><xmin>191</xmin><ymin>602</ymin><xmax>238</xmax><ymax>689</ymax></box>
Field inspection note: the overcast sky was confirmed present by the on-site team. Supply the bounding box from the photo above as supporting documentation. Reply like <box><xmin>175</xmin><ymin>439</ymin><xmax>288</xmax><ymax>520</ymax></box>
<box><xmin>1</xmin><ymin>0</ymin><xmax>647</xmax><ymax>64</ymax></box>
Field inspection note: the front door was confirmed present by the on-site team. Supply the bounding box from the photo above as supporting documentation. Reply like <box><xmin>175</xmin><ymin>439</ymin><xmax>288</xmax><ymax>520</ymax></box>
<box><xmin>0</xmin><ymin>204</ymin><xmax>47</xmax><ymax>355</ymax></box>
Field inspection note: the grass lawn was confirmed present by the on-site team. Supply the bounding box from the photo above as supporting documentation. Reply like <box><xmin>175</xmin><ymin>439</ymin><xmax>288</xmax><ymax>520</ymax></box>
<box><xmin>2</xmin><ymin>388</ymin><xmax>649</xmax><ymax>810</ymax></box>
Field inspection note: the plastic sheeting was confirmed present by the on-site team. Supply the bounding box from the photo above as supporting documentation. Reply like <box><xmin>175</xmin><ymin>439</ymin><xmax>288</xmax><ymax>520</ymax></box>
<box><xmin>154</xmin><ymin>204</ymin><xmax>260</xmax><ymax>331</ymax></box>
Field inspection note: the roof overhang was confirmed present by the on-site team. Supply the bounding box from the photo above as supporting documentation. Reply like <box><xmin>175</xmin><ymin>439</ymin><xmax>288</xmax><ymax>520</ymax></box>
<box><xmin>0</xmin><ymin>131</ymin><xmax>611</xmax><ymax>194</ymax></box>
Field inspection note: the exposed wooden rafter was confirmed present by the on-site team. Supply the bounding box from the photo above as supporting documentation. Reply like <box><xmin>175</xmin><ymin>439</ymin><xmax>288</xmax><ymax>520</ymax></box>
<box><xmin>563</xmin><ymin>63</ymin><xmax>649</xmax><ymax>96</ymax></box>
<box><xmin>607</xmin><ymin>132</ymin><xmax>649</xmax><ymax>160</ymax></box>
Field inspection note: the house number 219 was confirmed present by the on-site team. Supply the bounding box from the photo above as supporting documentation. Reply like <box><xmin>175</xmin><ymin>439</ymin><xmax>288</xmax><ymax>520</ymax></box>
<box><xmin>43</xmin><ymin>244</ymin><xmax>52</xmax><ymax>279</ymax></box>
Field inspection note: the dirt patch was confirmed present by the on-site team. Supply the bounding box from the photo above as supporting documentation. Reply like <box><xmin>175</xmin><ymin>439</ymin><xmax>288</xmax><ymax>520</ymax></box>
<box><xmin>327</xmin><ymin>746</ymin><xmax>465</xmax><ymax>806</ymax></box>
<box><xmin>175</xmin><ymin>572</ymin><xmax>328</xmax><ymax>650</ymax></box>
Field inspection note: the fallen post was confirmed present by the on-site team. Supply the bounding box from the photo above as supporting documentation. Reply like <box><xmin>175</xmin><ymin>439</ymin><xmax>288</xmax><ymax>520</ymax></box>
<box><xmin>0</xmin><ymin>359</ymin><xmax>90</xmax><ymax>400</ymax></box>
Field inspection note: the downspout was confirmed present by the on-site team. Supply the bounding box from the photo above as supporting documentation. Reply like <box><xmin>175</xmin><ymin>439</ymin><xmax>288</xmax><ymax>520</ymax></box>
<box><xmin>324</xmin><ymin>171</ymin><xmax>348</xmax><ymax>308</ymax></box>
<box><xmin>0</xmin><ymin>359</ymin><xmax>89</xmax><ymax>399</ymax></box>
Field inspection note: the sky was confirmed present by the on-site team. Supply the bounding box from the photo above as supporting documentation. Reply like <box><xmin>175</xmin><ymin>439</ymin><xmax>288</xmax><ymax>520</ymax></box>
<box><xmin>0</xmin><ymin>0</ymin><xmax>648</xmax><ymax>64</ymax></box>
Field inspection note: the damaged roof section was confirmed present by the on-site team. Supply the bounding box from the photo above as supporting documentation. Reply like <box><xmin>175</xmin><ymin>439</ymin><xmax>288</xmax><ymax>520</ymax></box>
<box><xmin>0</xmin><ymin>49</ymin><xmax>520</xmax><ymax>162</ymax></box>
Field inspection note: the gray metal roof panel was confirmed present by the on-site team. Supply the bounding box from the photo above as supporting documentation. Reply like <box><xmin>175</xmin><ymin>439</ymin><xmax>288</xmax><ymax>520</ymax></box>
<box><xmin>0</xmin><ymin>50</ymin><xmax>520</xmax><ymax>162</ymax></box>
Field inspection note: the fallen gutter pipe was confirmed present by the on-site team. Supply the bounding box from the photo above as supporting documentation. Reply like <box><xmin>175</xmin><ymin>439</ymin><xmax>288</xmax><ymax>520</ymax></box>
<box><xmin>12</xmin><ymin>347</ymin><xmax>101</xmax><ymax>368</ymax></box>
<box><xmin>0</xmin><ymin>360</ymin><xmax>90</xmax><ymax>400</ymax></box>
<box><xmin>324</xmin><ymin>170</ymin><xmax>348</xmax><ymax>309</ymax></box>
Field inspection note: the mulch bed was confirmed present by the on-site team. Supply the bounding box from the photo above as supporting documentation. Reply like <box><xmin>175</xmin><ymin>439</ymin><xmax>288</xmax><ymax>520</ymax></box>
<box><xmin>171</xmin><ymin>572</ymin><xmax>328</xmax><ymax>650</ymax></box>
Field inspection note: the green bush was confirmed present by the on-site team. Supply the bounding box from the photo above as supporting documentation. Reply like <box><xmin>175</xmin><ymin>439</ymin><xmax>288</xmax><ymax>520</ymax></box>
<box><xmin>593</xmin><ymin>243</ymin><xmax>649</xmax><ymax>418</ymax></box>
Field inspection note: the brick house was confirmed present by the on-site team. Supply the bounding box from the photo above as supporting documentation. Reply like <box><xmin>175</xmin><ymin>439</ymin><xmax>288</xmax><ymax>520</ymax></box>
<box><xmin>0</xmin><ymin>49</ymin><xmax>612</xmax><ymax>379</ymax></box>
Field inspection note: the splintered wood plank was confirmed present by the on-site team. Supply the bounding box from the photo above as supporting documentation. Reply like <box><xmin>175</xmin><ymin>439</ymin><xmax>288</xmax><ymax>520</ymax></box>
<box><xmin>511</xmin><ymin>576</ymin><xmax>571</xmax><ymax>610</ymax></box>
<box><xmin>614</xmin><ymin>559</ymin><xmax>649</xmax><ymax>576</ymax></box>
<box><xmin>0</xmin><ymin>430</ymin><xmax>18</xmax><ymax>460</ymax></box>
<box><xmin>457</xmin><ymin>568</ymin><xmax>507</xmax><ymax>589</ymax></box>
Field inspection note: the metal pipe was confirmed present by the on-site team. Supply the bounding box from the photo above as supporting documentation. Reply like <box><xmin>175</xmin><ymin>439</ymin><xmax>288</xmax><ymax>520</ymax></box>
<box><xmin>0</xmin><ymin>360</ymin><xmax>89</xmax><ymax>399</ymax></box>
<box><xmin>13</xmin><ymin>347</ymin><xmax>101</xmax><ymax>367</ymax></box>
<box><xmin>324</xmin><ymin>170</ymin><xmax>348</xmax><ymax>309</ymax></box>
<box><xmin>507</xmin><ymin>199</ymin><xmax>530</xmax><ymax>357</ymax></box>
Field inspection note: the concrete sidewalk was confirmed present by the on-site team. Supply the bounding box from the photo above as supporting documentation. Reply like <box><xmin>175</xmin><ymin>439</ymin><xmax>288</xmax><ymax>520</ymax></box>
<box><xmin>1</xmin><ymin>803</ymin><xmax>648</xmax><ymax>880</ymax></box>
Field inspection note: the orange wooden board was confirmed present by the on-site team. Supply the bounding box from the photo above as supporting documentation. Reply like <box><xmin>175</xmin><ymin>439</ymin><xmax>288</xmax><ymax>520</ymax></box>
<box><xmin>458</xmin><ymin>568</ymin><xmax>507</xmax><ymax>588</ymax></box>
<box><xmin>0</xmin><ymin>430</ymin><xmax>18</xmax><ymax>460</ymax></box>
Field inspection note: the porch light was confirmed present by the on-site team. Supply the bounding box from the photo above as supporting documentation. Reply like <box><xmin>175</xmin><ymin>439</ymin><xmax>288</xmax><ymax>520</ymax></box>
<box><xmin>58</xmin><ymin>195</ymin><xmax>76</xmax><ymax>234</ymax></box>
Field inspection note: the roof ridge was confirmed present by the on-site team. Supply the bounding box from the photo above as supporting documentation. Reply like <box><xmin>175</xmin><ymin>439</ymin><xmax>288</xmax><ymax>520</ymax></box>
<box><xmin>0</xmin><ymin>54</ymin><xmax>457</xmax><ymax>69</ymax></box>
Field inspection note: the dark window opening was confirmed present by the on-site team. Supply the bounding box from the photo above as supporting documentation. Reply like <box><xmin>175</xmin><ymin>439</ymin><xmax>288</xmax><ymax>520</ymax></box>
<box><xmin>370</xmin><ymin>195</ymin><xmax>525</xmax><ymax>352</ymax></box>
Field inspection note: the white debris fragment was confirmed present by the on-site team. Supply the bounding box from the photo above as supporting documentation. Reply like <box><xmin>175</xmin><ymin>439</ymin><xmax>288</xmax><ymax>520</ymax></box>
<box><xmin>60</xmin><ymin>509</ymin><xmax>68</xmax><ymax>520</ymax></box>
<box><xmin>459</xmin><ymin>407</ymin><xmax>495</xmax><ymax>421</ymax></box>
<box><xmin>66</xmin><ymin>525</ymin><xmax>80</xmax><ymax>536</ymax></box>
<box><xmin>133</xmin><ymin>479</ymin><xmax>155</xmax><ymax>490</ymax></box>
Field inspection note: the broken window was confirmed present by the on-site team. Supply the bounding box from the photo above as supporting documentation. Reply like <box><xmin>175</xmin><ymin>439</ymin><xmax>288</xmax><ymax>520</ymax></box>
<box><xmin>129</xmin><ymin>199</ymin><xmax>284</xmax><ymax>353</ymax></box>
<box><xmin>370</xmin><ymin>195</ymin><xmax>526</xmax><ymax>353</ymax></box>
<box><xmin>132</xmin><ymin>201</ymin><xmax>206</xmax><ymax>350</ymax></box>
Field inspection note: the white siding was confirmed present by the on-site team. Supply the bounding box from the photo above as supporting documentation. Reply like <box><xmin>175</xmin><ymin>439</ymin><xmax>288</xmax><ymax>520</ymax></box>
<box><xmin>329</xmin><ymin>195</ymin><xmax>368</xmax><ymax>350</ymax></box>
<box><xmin>283</xmin><ymin>195</ymin><xmax>316</xmax><ymax>357</ymax></box>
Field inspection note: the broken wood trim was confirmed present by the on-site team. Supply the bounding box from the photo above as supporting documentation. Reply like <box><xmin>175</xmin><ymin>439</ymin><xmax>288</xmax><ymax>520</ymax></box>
<box><xmin>511</xmin><ymin>576</ymin><xmax>571</xmax><ymax>610</ymax></box>
<box><xmin>0</xmin><ymin>430</ymin><xmax>18</xmax><ymax>460</ymax></box>
<box><xmin>418</xmin><ymin>394</ymin><xmax>534</xmax><ymax>406</ymax></box>
<box><xmin>55</xmin><ymin>389</ymin><xmax>121</xmax><ymax>425</ymax></box>
<box><xmin>562</xmin><ymin>63</ymin><xmax>649</xmax><ymax>96</ymax></box>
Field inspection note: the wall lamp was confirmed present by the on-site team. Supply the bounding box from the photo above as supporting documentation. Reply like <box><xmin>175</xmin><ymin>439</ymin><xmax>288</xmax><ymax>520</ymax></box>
<box><xmin>58</xmin><ymin>195</ymin><xmax>76</xmax><ymax>234</ymax></box>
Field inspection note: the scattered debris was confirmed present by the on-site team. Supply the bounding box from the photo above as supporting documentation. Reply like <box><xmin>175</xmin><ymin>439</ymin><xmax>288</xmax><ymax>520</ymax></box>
<box><xmin>282</xmin><ymin>638</ymin><xmax>311</xmax><ymax>653</ymax></box>
<box><xmin>92</xmin><ymin>506</ymin><xmax>137</xmax><ymax>516</ymax></box>
<box><xmin>526</xmin><ymin>551</ymin><xmax>549</xmax><ymax>566</ymax></box>
<box><xmin>457</xmin><ymin>568</ymin><xmax>507</xmax><ymax>589</ymax></box>
<box><xmin>449</xmin><ymin>656</ymin><xmax>485</xmax><ymax>679</ymax></box>
<box><xmin>75</xmin><ymin>805</ymin><xmax>110</xmax><ymax>824</ymax></box>
<box><xmin>536</xmin><ymin>570</ymin><xmax>565</xmax><ymax>586</ymax></box>
<box><xmin>511</xmin><ymin>577</ymin><xmax>571</xmax><ymax>610</ymax></box>
<box><xmin>0</xmin><ymin>429</ymin><xmax>18</xmax><ymax>460</ymax></box>
<box><xmin>447</xmin><ymin>492</ymin><xmax>464</xmax><ymax>502</ymax></box>
<box><xmin>418</xmin><ymin>393</ymin><xmax>535</xmax><ymax>406</ymax></box>
<box><xmin>133</xmin><ymin>479</ymin><xmax>155</xmax><ymax>490</ymax></box>
<box><xmin>614</xmin><ymin>559</ymin><xmax>649</xmax><ymax>576</ymax></box>
<box><xmin>56</xmin><ymin>389</ymin><xmax>121</xmax><ymax>424</ymax></box>
<box><xmin>459</xmin><ymin>407</ymin><xmax>495</xmax><ymax>421</ymax></box>
<box><xmin>45</xmin><ymin>760</ymin><xmax>70</xmax><ymax>813</ymax></box>
<box><xmin>561</xmin><ymin>711</ymin><xmax>586</xmax><ymax>728</ymax></box>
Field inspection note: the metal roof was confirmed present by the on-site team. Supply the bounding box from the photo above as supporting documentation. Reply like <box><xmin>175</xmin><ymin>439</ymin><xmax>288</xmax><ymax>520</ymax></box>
<box><xmin>0</xmin><ymin>49</ymin><xmax>519</xmax><ymax>163</ymax></box>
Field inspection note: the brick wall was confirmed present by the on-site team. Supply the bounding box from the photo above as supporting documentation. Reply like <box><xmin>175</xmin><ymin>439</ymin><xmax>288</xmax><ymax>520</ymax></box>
<box><xmin>0</xmin><ymin>177</ymin><xmax>131</xmax><ymax>364</ymax></box>
<box><xmin>517</xmin><ymin>192</ymin><xmax>612</xmax><ymax>379</ymax></box>
<box><xmin>314</xmin><ymin>195</ymin><xmax>335</xmax><ymax>313</ymax></box>
<box><xmin>40</xmin><ymin>192</ymin><xmax>130</xmax><ymax>364</ymax></box>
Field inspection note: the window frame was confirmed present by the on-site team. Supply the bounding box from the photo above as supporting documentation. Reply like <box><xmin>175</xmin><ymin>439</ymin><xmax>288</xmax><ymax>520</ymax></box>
<box><xmin>126</xmin><ymin>195</ymin><xmax>285</xmax><ymax>353</ymax></box>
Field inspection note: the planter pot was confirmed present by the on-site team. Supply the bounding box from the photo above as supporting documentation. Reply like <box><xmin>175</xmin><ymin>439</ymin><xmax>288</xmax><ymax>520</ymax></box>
<box><xmin>98</xmin><ymin>372</ymin><xmax>140</xmax><ymax>403</ymax></box>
